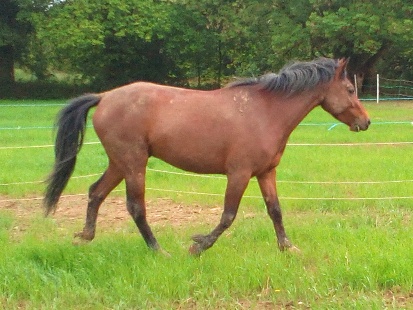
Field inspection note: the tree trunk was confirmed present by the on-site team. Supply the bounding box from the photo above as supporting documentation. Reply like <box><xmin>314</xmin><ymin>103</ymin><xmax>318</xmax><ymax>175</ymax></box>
<box><xmin>348</xmin><ymin>42</ymin><xmax>390</xmax><ymax>95</ymax></box>
<box><xmin>0</xmin><ymin>45</ymin><xmax>15</xmax><ymax>87</ymax></box>
<box><xmin>217</xmin><ymin>38</ymin><xmax>222</xmax><ymax>88</ymax></box>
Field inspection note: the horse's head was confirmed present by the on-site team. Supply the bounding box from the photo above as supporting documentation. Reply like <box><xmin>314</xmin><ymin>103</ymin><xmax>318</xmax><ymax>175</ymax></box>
<box><xmin>321</xmin><ymin>58</ymin><xmax>370</xmax><ymax>132</ymax></box>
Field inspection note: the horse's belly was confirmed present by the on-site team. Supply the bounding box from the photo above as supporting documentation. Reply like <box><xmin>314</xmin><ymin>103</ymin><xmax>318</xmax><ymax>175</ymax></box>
<box><xmin>151</xmin><ymin>141</ymin><xmax>227</xmax><ymax>174</ymax></box>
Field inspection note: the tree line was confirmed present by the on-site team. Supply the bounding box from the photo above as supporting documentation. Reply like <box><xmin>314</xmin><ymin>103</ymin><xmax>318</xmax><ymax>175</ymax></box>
<box><xmin>1</xmin><ymin>0</ymin><xmax>412</xmax><ymax>97</ymax></box>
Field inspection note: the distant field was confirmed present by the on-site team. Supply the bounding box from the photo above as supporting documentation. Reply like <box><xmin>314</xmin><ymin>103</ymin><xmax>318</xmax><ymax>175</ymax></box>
<box><xmin>0</xmin><ymin>99</ymin><xmax>412</xmax><ymax>309</ymax></box>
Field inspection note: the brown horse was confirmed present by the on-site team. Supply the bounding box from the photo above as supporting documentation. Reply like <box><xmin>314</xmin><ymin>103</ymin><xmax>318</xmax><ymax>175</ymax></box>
<box><xmin>44</xmin><ymin>58</ymin><xmax>370</xmax><ymax>255</ymax></box>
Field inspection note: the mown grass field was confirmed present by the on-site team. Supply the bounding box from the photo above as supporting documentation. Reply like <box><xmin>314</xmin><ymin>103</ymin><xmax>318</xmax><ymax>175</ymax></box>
<box><xmin>0</xmin><ymin>99</ymin><xmax>412</xmax><ymax>309</ymax></box>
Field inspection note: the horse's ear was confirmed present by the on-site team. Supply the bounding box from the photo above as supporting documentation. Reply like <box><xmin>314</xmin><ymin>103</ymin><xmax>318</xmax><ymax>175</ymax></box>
<box><xmin>335</xmin><ymin>58</ymin><xmax>349</xmax><ymax>80</ymax></box>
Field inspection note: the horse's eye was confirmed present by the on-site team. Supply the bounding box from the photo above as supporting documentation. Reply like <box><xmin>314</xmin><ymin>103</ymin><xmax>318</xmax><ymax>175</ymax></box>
<box><xmin>348</xmin><ymin>88</ymin><xmax>355</xmax><ymax>95</ymax></box>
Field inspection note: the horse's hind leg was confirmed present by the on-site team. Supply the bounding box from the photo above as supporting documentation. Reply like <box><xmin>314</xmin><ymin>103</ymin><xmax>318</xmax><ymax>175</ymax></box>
<box><xmin>124</xmin><ymin>169</ymin><xmax>162</xmax><ymax>252</ymax></box>
<box><xmin>75</xmin><ymin>162</ymin><xmax>123</xmax><ymax>241</ymax></box>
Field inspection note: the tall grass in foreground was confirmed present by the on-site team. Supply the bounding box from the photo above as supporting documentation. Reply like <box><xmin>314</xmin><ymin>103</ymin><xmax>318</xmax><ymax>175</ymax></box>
<box><xmin>1</xmin><ymin>208</ymin><xmax>412</xmax><ymax>309</ymax></box>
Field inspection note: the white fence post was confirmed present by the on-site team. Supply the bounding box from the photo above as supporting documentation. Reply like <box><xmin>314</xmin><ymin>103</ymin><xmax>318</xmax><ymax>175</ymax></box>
<box><xmin>354</xmin><ymin>74</ymin><xmax>358</xmax><ymax>97</ymax></box>
<box><xmin>377</xmin><ymin>74</ymin><xmax>380</xmax><ymax>103</ymax></box>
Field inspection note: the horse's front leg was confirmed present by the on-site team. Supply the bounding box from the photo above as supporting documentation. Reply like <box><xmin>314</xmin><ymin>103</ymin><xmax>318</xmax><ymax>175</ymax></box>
<box><xmin>189</xmin><ymin>172</ymin><xmax>251</xmax><ymax>256</ymax></box>
<box><xmin>257</xmin><ymin>169</ymin><xmax>299</xmax><ymax>252</ymax></box>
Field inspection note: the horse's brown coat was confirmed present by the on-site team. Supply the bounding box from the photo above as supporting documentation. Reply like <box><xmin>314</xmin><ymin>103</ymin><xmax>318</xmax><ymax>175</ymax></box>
<box><xmin>45</xmin><ymin>58</ymin><xmax>370</xmax><ymax>255</ymax></box>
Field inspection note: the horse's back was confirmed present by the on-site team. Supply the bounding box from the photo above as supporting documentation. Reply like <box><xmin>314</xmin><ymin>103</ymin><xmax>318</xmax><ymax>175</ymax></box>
<box><xmin>93</xmin><ymin>82</ymin><xmax>276</xmax><ymax>175</ymax></box>
<box><xmin>93</xmin><ymin>82</ymin><xmax>224</xmax><ymax>136</ymax></box>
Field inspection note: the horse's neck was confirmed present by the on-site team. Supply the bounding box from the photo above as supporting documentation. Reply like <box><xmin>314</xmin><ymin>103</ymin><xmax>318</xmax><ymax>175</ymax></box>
<box><xmin>274</xmin><ymin>91</ymin><xmax>323</xmax><ymax>132</ymax></box>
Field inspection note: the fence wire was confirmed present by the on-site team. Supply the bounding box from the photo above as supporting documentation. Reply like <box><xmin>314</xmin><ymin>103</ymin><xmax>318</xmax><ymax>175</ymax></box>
<box><xmin>1</xmin><ymin>100</ymin><xmax>412</xmax><ymax>203</ymax></box>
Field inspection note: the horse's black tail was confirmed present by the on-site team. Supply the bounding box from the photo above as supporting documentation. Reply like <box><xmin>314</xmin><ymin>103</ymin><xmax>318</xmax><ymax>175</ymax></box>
<box><xmin>44</xmin><ymin>94</ymin><xmax>102</xmax><ymax>216</ymax></box>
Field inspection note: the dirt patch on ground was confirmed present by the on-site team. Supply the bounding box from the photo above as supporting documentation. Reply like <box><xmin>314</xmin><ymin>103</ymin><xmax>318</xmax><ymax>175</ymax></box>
<box><xmin>0</xmin><ymin>195</ymin><xmax>227</xmax><ymax>233</ymax></box>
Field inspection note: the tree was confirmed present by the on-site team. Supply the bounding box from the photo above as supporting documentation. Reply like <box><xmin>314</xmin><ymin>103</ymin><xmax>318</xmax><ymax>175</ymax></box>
<box><xmin>36</xmin><ymin>0</ymin><xmax>176</xmax><ymax>89</ymax></box>
<box><xmin>163</xmin><ymin>3</ymin><xmax>216</xmax><ymax>87</ymax></box>
<box><xmin>15</xmin><ymin>0</ymin><xmax>413</xmax><ymax>93</ymax></box>
<box><xmin>0</xmin><ymin>0</ymin><xmax>32</xmax><ymax>87</ymax></box>
<box><xmin>0</xmin><ymin>0</ymin><xmax>53</xmax><ymax>93</ymax></box>
<box><xmin>306</xmin><ymin>0</ymin><xmax>413</xmax><ymax>92</ymax></box>
<box><xmin>229</xmin><ymin>0</ymin><xmax>412</xmax><ymax>93</ymax></box>
<box><xmin>227</xmin><ymin>0</ymin><xmax>314</xmax><ymax>75</ymax></box>
<box><xmin>169</xmin><ymin>0</ymin><xmax>246</xmax><ymax>87</ymax></box>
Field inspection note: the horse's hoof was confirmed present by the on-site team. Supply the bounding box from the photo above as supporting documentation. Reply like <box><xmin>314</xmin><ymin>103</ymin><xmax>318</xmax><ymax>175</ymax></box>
<box><xmin>73</xmin><ymin>231</ymin><xmax>94</xmax><ymax>241</ymax></box>
<box><xmin>278</xmin><ymin>240</ymin><xmax>301</xmax><ymax>253</ymax></box>
<box><xmin>189</xmin><ymin>243</ymin><xmax>203</xmax><ymax>256</ymax></box>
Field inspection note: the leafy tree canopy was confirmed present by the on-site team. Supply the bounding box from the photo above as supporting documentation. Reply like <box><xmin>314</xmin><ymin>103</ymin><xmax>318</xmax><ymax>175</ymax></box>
<box><xmin>36</xmin><ymin>0</ymin><xmax>176</xmax><ymax>88</ymax></box>
<box><xmin>1</xmin><ymin>0</ymin><xmax>412</xmax><ymax>93</ymax></box>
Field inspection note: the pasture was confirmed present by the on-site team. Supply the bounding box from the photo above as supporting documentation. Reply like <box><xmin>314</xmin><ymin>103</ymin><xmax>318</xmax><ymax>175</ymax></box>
<box><xmin>1</xmin><ymin>99</ymin><xmax>412</xmax><ymax>309</ymax></box>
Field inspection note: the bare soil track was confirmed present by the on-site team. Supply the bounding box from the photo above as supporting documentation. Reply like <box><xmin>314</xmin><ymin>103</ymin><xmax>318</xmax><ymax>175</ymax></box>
<box><xmin>1</xmin><ymin>195</ymin><xmax>227</xmax><ymax>235</ymax></box>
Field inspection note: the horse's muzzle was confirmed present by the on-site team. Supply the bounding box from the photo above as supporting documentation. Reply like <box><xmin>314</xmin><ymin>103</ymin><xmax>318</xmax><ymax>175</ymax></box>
<box><xmin>351</xmin><ymin>119</ymin><xmax>371</xmax><ymax>132</ymax></box>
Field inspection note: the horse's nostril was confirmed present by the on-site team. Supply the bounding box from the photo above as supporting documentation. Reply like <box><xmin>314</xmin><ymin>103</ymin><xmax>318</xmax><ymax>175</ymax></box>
<box><xmin>368</xmin><ymin>119</ymin><xmax>371</xmax><ymax>126</ymax></box>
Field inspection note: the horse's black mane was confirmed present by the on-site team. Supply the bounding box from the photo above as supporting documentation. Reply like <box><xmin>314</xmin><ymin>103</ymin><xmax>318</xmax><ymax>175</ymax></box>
<box><xmin>227</xmin><ymin>58</ymin><xmax>342</xmax><ymax>94</ymax></box>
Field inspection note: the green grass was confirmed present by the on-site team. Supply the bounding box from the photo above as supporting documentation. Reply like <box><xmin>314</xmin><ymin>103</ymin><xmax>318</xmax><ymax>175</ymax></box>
<box><xmin>1</xmin><ymin>208</ymin><xmax>412</xmax><ymax>309</ymax></box>
<box><xmin>1</xmin><ymin>100</ymin><xmax>413</xmax><ymax>309</ymax></box>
